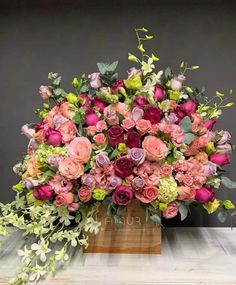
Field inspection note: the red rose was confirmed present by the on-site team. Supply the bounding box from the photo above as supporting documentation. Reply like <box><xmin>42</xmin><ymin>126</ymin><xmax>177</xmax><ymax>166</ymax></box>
<box><xmin>107</xmin><ymin>125</ymin><xmax>124</xmax><ymax>147</ymax></box>
<box><xmin>134</xmin><ymin>96</ymin><xmax>148</xmax><ymax>108</ymax></box>
<box><xmin>112</xmin><ymin>185</ymin><xmax>133</xmax><ymax>205</ymax></box>
<box><xmin>111</xmin><ymin>80</ymin><xmax>125</xmax><ymax>93</ymax></box>
<box><xmin>126</xmin><ymin>130</ymin><xmax>141</xmax><ymax>148</ymax></box>
<box><xmin>114</xmin><ymin>157</ymin><xmax>134</xmax><ymax>178</ymax></box>
<box><xmin>143</xmin><ymin>105</ymin><xmax>162</xmax><ymax>124</ymax></box>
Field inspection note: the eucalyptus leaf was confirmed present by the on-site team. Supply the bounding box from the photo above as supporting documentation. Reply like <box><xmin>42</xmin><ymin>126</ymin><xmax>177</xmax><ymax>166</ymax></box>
<box><xmin>221</xmin><ymin>176</ymin><xmax>236</xmax><ymax>189</ymax></box>
<box><xmin>184</xmin><ymin>133</ymin><xmax>195</xmax><ymax>144</ymax></box>
<box><xmin>107</xmin><ymin>61</ymin><xmax>118</xmax><ymax>72</ymax></box>
<box><xmin>97</xmin><ymin>63</ymin><xmax>106</xmax><ymax>74</ymax></box>
<box><xmin>179</xmin><ymin>203</ymin><xmax>188</xmax><ymax>221</ymax></box>
<box><xmin>217</xmin><ymin>211</ymin><xmax>228</xmax><ymax>223</ymax></box>
<box><xmin>179</xmin><ymin>116</ymin><xmax>192</xmax><ymax>133</ymax></box>
<box><xmin>150</xmin><ymin>214</ymin><xmax>161</xmax><ymax>226</ymax></box>
<box><xmin>164</xmin><ymin>67</ymin><xmax>172</xmax><ymax>78</ymax></box>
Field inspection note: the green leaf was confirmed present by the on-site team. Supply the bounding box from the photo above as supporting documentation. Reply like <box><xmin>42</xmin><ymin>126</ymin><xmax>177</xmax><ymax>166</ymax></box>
<box><xmin>73</xmin><ymin>113</ymin><xmax>83</xmax><ymax>124</ymax></box>
<box><xmin>179</xmin><ymin>116</ymin><xmax>192</xmax><ymax>133</ymax></box>
<box><xmin>53</xmin><ymin>88</ymin><xmax>63</xmax><ymax>96</ymax></box>
<box><xmin>179</xmin><ymin>203</ymin><xmax>188</xmax><ymax>221</ymax></box>
<box><xmin>150</xmin><ymin>214</ymin><xmax>161</xmax><ymax>226</ymax></box>
<box><xmin>221</xmin><ymin>176</ymin><xmax>236</xmax><ymax>189</ymax></box>
<box><xmin>109</xmin><ymin>148</ymin><xmax>118</xmax><ymax>160</ymax></box>
<box><xmin>184</xmin><ymin>133</ymin><xmax>195</xmax><ymax>144</ymax></box>
<box><xmin>164</xmin><ymin>67</ymin><xmax>172</xmax><ymax>78</ymax></box>
<box><xmin>145</xmin><ymin>35</ymin><xmax>153</xmax><ymax>40</ymax></box>
<box><xmin>217</xmin><ymin>211</ymin><xmax>228</xmax><ymax>223</ymax></box>
<box><xmin>97</xmin><ymin>63</ymin><xmax>106</xmax><ymax>74</ymax></box>
<box><xmin>84</xmin><ymin>163</ymin><xmax>92</xmax><ymax>172</ymax></box>
<box><xmin>53</xmin><ymin>76</ymin><xmax>62</xmax><ymax>86</ymax></box>
<box><xmin>107</xmin><ymin>61</ymin><xmax>118</xmax><ymax>72</ymax></box>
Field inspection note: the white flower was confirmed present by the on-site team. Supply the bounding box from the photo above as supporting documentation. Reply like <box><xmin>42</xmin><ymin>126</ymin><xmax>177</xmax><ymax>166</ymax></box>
<box><xmin>55</xmin><ymin>247</ymin><xmax>69</xmax><ymax>262</ymax></box>
<box><xmin>141</xmin><ymin>58</ymin><xmax>155</xmax><ymax>76</ymax></box>
<box><xmin>18</xmin><ymin>245</ymin><xmax>32</xmax><ymax>264</ymax></box>
<box><xmin>84</xmin><ymin>217</ymin><xmax>101</xmax><ymax>235</ymax></box>
<box><xmin>31</xmin><ymin>239</ymin><xmax>51</xmax><ymax>263</ymax></box>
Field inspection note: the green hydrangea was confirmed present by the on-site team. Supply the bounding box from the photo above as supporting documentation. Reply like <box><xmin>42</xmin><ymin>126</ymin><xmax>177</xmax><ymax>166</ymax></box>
<box><xmin>35</xmin><ymin>144</ymin><xmax>67</xmax><ymax>165</ymax></box>
<box><xmin>158</xmin><ymin>176</ymin><xmax>178</xmax><ymax>204</ymax></box>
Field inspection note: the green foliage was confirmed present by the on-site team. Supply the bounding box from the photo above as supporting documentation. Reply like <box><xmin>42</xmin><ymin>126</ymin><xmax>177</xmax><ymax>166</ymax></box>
<box><xmin>221</xmin><ymin>176</ymin><xmax>236</xmax><ymax>189</ymax></box>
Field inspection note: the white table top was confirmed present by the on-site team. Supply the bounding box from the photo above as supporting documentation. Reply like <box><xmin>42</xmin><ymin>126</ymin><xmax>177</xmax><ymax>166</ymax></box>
<box><xmin>0</xmin><ymin>228</ymin><xmax>236</xmax><ymax>285</ymax></box>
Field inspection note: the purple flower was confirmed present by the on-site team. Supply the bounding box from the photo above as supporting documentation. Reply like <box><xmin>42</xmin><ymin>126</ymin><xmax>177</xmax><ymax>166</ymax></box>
<box><xmin>81</xmin><ymin>174</ymin><xmax>96</xmax><ymax>189</ymax></box>
<box><xmin>127</xmin><ymin>67</ymin><xmax>142</xmax><ymax>77</ymax></box>
<box><xmin>96</xmin><ymin>152</ymin><xmax>110</xmax><ymax>168</ymax></box>
<box><xmin>47</xmin><ymin>155</ymin><xmax>63</xmax><ymax>168</ymax></box>
<box><xmin>128</xmin><ymin>148</ymin><xmax>145</xmax><ymax>165</ymax></box>
<box><xmin>89</xmin><ymin>72</ymin><xmax>102</xmax><ymax>89</ymax></box>
<box><xmin>21</xmin><ymin>124</ymin><xmax>35</xmax><ymax>139</ymax></box>
<box><xmin>217</xmin><ymin>130</ymin><xmax>231</xmax><ymax>145</ymax></box>
<box><xmin>132</xmin><ymin>177</ymin><xmax>145</xmax><ymax>190</ymax></box>
<box><xmin>106</xmin><ymin>176</ymin><xmax>122</xmax><ymax>191</ymax></box>
<box><xmin>203</xmin><ymin>161</ymin><xmax>217</xmax><ymax>177</ymax></box>
<box><xmin>22</xmin><ymin>177</ymin><xmax>39</xmax><ymax>189</ymax></box>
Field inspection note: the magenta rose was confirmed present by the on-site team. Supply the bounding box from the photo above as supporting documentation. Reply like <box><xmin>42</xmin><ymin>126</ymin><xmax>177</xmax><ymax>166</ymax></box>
<box><xmin>33</xmin><ymin>184</ymin><xmax>53</xmax><ymax>201</ymax></box>
<box><xmin>203</xmin><ymin>119</ymin><xmax>216</xmax><ymax>131</ymax></box>
<box><xmin>126</xmin><ymin>130</ymin><xmax>141</xmax><ymax>148</ymax></box>
<box><xmin>84</xmin><ymin>109</ymin><xmax>99</xmax><ymax>126</ymax></box>
<box><xmin>195</xmin><ymin>186</ymin><xmax>215</xmax><ymax>203</ymax></box>
<box><xmin>134</xmin><ymin>96</ymin><xmax>148</xmax><ymax>108</ymax></box>
<box><xmin>143</xmin><ymin>105</ymin><xmax>162</xmax><ymax>124</ymax></box>
<box><xmin>111</xmin><ymin>80</ymin><xmax>125</xmax><ymax>93</ymax></box>
<box><xmin>107</xmin><ymin>125</ymin><xmax>124</xmax><ymax>147</ymax></box>
<box><xmin>112</xmin><ymin>185</ymin><xmax>133</xmax><ymax>205</ymax></box>
<box><xmin>114</xmin><ymin>157</ymin><xmax>134</xmax><ymax>178</ymax></box>
<box><xmin>209</xmin><ymin>153</ymin><xmax>230</xmax><ymax>166</ymax></box>
<box><xmin>92</xmin><ymin>96</ymin><xmax>107</xmax><ymax>112</ymax></box>
<box><xmin>80</xmin><ymin>93</ymin><xmax>90</xmax><ymax>107</ymax></box>
<box><xmin>153</xmin><ymin>84</ymin><xmax>165</xmax><ymax>101</ymax></box>
<box><xmin>180</xmin><ymin>99</ymin><xmax>198</xmax><ymax>116</ymax></box>
<box><xmin>43</xmin><ymin>128</ymin><xmax>62</xmax><ymax>147</ymax></box>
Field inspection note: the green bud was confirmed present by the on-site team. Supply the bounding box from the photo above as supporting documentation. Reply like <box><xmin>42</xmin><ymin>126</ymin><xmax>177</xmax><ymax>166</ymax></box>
<box><xmin>205</xmin><ymin>142</ymin><xmax>216</xmax><ymax>154</ymax></box>
<box><xmin>165</xmin><ymin>81</ymin><xmax>171</xmax><ymax>88</ymax></box>
<box><xmin>168</xmin><ymin>90</ymin><xmax>180</xmax><ymax>101</ymax></box>
<box><xmin>43</xmin><ymin>103</ymin><xmax>50</xmax><ymax>109</ymax></box>
<box><xmin>222</xmin><ymin>200</ymin><xmax>235</xmax><ymax>210</ymax></box>
<box><xmin>159</xmin><ymin>202</ymin><xmax>167</xmax><ymax>211</ymax></box>
<box><xmin>128</xmin><ymin>53</ymin><xmax>139</xmax><ymax>63</ymax></box>
<box><xmin>67</xmin><ymin>92</ymin><xmax>78</xmax><ymax>104</ymax></box>
<box><xmin>72</xmin><ymin>77</ymin><xmax>79</xmax><ymax>88</ymax></box>
<box><xmin>118</xmin><ymin>143</ymin><xmax>127</xmax><ymax>153</ymax></box>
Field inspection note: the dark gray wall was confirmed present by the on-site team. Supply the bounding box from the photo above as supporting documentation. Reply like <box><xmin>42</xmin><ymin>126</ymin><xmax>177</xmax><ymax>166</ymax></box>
<box><xmin>0</xmin><ymin>0</ymin><xmax>235</xmax><ymax>226</ymax></box>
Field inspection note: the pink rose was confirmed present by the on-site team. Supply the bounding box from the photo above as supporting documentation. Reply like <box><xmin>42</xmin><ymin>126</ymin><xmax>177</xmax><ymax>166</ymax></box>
<box><xmin>195</xmin><ymin>186</ymin><xmax>215</xmax><ymax>203</ymax></box>
<box><xmin>87</xmin><ymin>126</ymin><xmax>97</xmax><ymax>136</ymax></box>
<box><xmin>128</xmin><ymin>67</ymin><xmax>142</xmax><ymax>77</ymax></box>
<box><xmin>78</xmin><ymin>186</ymin><xmax>92</xmax><ymax>202</ymax></box>
<box><xmin>131</xmin><ymin>107</ymin><xmax>144</xmax><ymax>122</ymax></box>
<box><xmin>43</xmin><ymin>128</ymin><xmax>62</xmax><ymax>147</ymax></box>
<box><xmin>58</xmin><ymin>121</ymin><xmax>77</xmax><ymax>144</ymax></box>
<box><xmin>170</xmin><ymin>124</ymin><xmax>185</xmax><ymax>147</ymax></box>
<box><xmin>149</xmin><ymin>124</ymin><xmax>159</xmax><ymax>135</ymax></box>
<box><xmin>182</xmin><ymin>174</ymin><xmax>194</xmax><ymax>186</ymax></box>
<box><xmin>121</xmin><ymin>118</ymin><xmax>135</xmax><ymax>131</ymax></box>
<box><xmin>104</xmin><ymin>105</ymin><xmax>119</xmax><ymax>126</ymax></box>
<box><xmin>21</xmin><ymin>124</ymin><xmax>35</xmax><ymax>139</ymax></box>
<box><xmin>142</xmin><ymin>135</ymin><xmax>168</xmax><ymax>161</ymax></box>
<box><xmin>59</xmin><ymin>157</ymin><xmax>84</xmax><ymax>179</ymax></box>
<box><xmin>136</xmin><ymin>119</ymin><xmax>152</xmax><ymax>134</ymax></box>
<box><xmin>92</xmin><ymin>96</ymin><xmax>107</xmax><ymax>112</ymax></box>
<box><xmin>135</xmin><ymin>186</ymin><xmax>158</xmax><ymax>203</ymax></box>
<box><xmin>96</xmin><ymin>120</ymin><xmax>107</xmax><ymax>132</ymax></box>
<box><xmin>163</xmin><ymin>203</ymin><xmax>179</xmax><ymax>219</ymax></box>
<box><xmin>89</xmin><ymin>72</ymin><xmax>102</xmax><ymax>89</ymax></box>
<box><xmin>39</xmin><ymin>85</ymin><xmax>52</xmax><ymax>100</ymax></box>
<box><xmin>68</xmin><ymin>202</ymin><xmax>79</xmax><ymax>212</ymax></box>
<box><xmin>161</xmin><ymin>164</ymin><xmax>173</xmax><ymax>176</ymax></box>
<box><xmin>84</xmin><ymin>109</ymin><xmax>100</xmax><ymax>126</ymax></box>
<box><xmin>114</xmin><ymin>102</ymin><xmax>130</xmax><ymax>117</ymax></box>
<box><xmin>49</xmin><ymin>173</ymin><xmax>73</xmax><ymax>194</ymax></box>
<box><xmin>93</xmin><ymin>133</ymin><xmax>106</xmax><ymax>145</ymax></box>
<box><xmin>177</xmin><ymin>186</ymin><xmax>196</xmax><ymax>201</ymax></box>
<box><xmin>181</xmin><ymin>99</ymin><xmax>198</xmax><ymax>116</ymax></box>
<box><xmin>209</xmin><ymin>153</ymin><xmax>230</xmax><ymax>166</ymax></box>
<box><xmin>68</xmin><ymin>137</ymin><xmax>92</xmax><ymax>164</ymax></box>
<box><xmin>55</xmin><ymin>192</ymin><xmax>74</xmax><ymax>206</ymax></box>
<box><xmin>153</xmin><ymin>84</ymin><xmax>165</xmax><ymax>101</ymax></box>
<box><xmin>134</xmin><ymin>96</ymin><xmax>148</xmax><ymax>108</ymax></box>
<box><xmin>203</xmin><ymin>119</ymin><xmax>216</xmax><ymax>131</ymax></box>
<box><xmin>170</xmin><ymin>74</ymin><xmax>186</xmax><ymax>91</ymax></box>
<box><xmin>33</xmin><ymin>184</ymin><xmax>53</xmax><ymax>201</ymax></box>
<box><xmin>218</xmin><ymin>130</ymin><xmax>231</xmax><ymax>145</ymax></box>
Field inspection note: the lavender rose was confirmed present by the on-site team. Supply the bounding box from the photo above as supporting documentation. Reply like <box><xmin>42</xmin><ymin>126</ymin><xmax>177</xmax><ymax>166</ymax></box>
<box><xmin>128</xmin><ymin>148</ymin><xmax>145</xmax><ymax>165</ymax></box>
<box><xmin>96</xmin><ymin>152</ymin><xmax>110</xmax><ymax>168</ymax></box>
<box><xmin>216</xmin><ymin>143</ymin><xmax>232</xmax><ymax>154</ymax></box>
<box><xmin>22</xmin><ymin>177</ymin><xmax>39</xmax><ymax>190</ymax></box>
<box><xmin>106</xmin><ymin>175</ymin><xmax>122</xmax><ymax>191</ymax></box>
<box><xmin>88</xmin><ymin>72</ymin><xmax>102</xmax><ymax>89</ymax></box>
<box><xmin>81</xmin><ymin>174</ymin><xmax>96</xmax><ymax>189</ymax></box>
<box><xmin>132</xmin><ymin>177</ymin><xmax>145</xmax><ymax>190</ymax></box>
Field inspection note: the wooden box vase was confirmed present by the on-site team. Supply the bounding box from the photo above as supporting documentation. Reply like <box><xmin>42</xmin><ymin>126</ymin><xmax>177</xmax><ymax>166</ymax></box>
<box><xmin>84</xmin><ymin>200</ymin><xmax>161</xmax><ymax>254</ymax></box>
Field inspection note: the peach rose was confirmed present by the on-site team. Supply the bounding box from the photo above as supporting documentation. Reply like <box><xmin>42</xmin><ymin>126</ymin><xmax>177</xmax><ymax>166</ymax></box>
<box><xmin>93</xmin><ymin>133</ymin><xmax>106</xmax><ymax>145</ymax></box>
<box><xmin>59</xmin><ymin>101</ymin><xmax>75</xmax><ymax>119</ymax></box>
<box><xmin>68</xmin><ymin>137</ymin><xmax>92</xmax><ymax>163</ymax></box>
<box><xmin>87</xmin><ymin>126</ymin><xmax>97</xmax><ymax>136</ymax></box>
<box><xmin>177</xmin><ymin>186</ymin><xmax>196</xmax><ymax>201</ymax></box>
<box><xmin>58</xmin><ymin>121</ymin><xmax>77</xmax><ymax>144</ymax></box>
<box><xmin>114</xmin><ymin>102</ymin><xmax>130</xmax><ymax>117</ymax></box>
<box><xmin>161</xmin><ymin>164</ymin><xmax>173</xmax><ymax>176</ymax></box>
<box><xmin>59</xmin><ymin>157</ymin><xmax>84</xmax><ymax>179</ymax></box>
<box><xmin>27</xmin><ymin>156</ymin><xmax>41</xmax><ymax>177</ymax></box>
<box><xmin>96</xmin><ymin>120</ymin><xmax>107</xmax><ymax>132</ymax></box>
<box><xmin>55</xmin><ymin>192</ymin><xmax>74</xmax><ymax>206</ymax></box>
<box><xmin>142</xmin><ymin>135</ymin><xmax>168</xmax><ymax>161</ymax></box>
<box><xmin>149</xmin><ymin>124</ymin><xmax>159</xmax><ymax>135</ymax></box>
<box><xmin>78</xmin><ymin>186</ymin><xmax>92</xmax><ymax>202</ymax></box>
<box><xmin>195</xmin><ymin>152</ymin><xmax>208</xmax><ymax>163</ymax></box>
<box><xmin>121</xmin><ymin>118</ymin><xmax>135</xmax><ymax>131</ymax></box>
<box><xmin>136</xmin><ymin>119</ymin><xmax>152</xmax><ymax>134</ymax></box>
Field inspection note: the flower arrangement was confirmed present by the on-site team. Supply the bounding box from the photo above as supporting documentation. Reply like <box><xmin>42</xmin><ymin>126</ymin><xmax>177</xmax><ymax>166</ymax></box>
<box><xmin>1</xmin><ymin>27</ymin><xmax>236</xmax><ymax>284</ymax></box>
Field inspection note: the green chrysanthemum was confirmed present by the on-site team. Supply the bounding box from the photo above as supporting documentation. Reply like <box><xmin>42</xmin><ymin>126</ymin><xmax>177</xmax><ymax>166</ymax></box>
<box><xmin>158</xmin><ymin>176</ymin><xmax>178</xmax><ymax>204</ymax></box>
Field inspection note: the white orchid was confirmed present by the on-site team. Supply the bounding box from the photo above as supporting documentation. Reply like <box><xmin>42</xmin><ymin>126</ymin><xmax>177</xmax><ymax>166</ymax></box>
<box><xmin>31</xmin><ymin>239</ymin><xmax>51</xmax><ymax>263</ymax></box>
<box><xmin>18</xmin><ymin>245</ymin><xmax>32</xmax><ymax>264</ymax></box>
<box><xmin>141</xmin><ymin>58</ymin><xmax>155</xmax><ymax>76</ymax></box>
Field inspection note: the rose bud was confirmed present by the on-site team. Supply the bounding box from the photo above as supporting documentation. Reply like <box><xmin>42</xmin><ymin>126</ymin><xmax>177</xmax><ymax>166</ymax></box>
<box><xmin>33</xmin><ymin>184</ymin><xmax>53</xmax><ymax>201</ymax></box>
<box><xmin>84</xmin><ymin>109</ymin><xmax>99</xmax><ymax>126</ymax></box>
<box><xmin>180</xmin><ymin>99</ymin><xmax>198</xmax><ymax>116</ymax></box>
<box><xmin>21</xmin><ymin>124</ymin><xmax>35</xmax><ymax>139</ymax></box>
<box><xmin>43</xmin><ymin>129</ymin><xmax>62</xmax><ymax>147</ymax></box>
<box><xmin>107</xmin><ymin>125</ymin><xmax>124</xmax><ymax>147</ymax></box>
<box><xmin>111</xmin><ymin>80</ymin><xmax>125</xmax><ymax>93</ymax></box>
<box><xmin>92</xmin><ymin>96</ymin><xmax>107</xmax><ymax>112</ymax></box>
<box><xmin>153</xmin><ymin>84</ymin><xmax>165</xmax><ymax>101</ymax></box>
<box><xmin>203</xmin><ymin>119</ymin><xmax>216</xmax><ymax>131</ymax></box>
<box><xmin>88</xmin><ymin>72</ymin><xmax>102</xmax><ymax>89</ymax></box>
<box><xmin>143</xmin><ymin>105</ymin><xmax>162</xmax><ymax>124</ymax></box>
<box><xmin>39</xmin><ymin>85</ymin><xmax>52</xmax><ymax>100</ymax></box>
<box><xmin>112</xmin><ymin>185</ymin><xmax>133</xmax><ymax>206</ymax></box>
<box><xmin>128</xmin><ymin>148</ymin><xmax>145</xmax><ymax>165</ymax></box>
<box><xmin>114</xmin><ymin>157</ymin><xmax>134</xmax><ymax>178</ymax></box>
<box><xmin>80</xmin><ymin>93</ymin><xmax>90</xmax><ymax>107</ymax></box>
<box><xmin>134</xmin><ymin>96</ymin><xmax>148</xmax><ymax>108</ymax></box>
<box><xmin>195</xmin><ymin>186</ymin><xmax>215</xmax><ymax>203</ymax></box>
<box><xmin>170</xmin><ymin>74</ymin><xmax>186</xmax><ymax>91</ymax></box>
<box><xmin>209</xmin><ymin>153</ymin><xmax>230</xmax><ymax>166</ymax></box>
<box><xmin>126</xmin><ymin>130</ymin><xmax>141</xmax><ymax>148</ymax></box>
